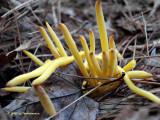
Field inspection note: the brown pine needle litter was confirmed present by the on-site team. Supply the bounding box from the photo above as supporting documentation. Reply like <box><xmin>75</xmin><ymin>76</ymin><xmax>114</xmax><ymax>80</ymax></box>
<box><xmin>4</xmin><ymin>0</ymin><xmax>160</xmax><ymax>118</ymax></box>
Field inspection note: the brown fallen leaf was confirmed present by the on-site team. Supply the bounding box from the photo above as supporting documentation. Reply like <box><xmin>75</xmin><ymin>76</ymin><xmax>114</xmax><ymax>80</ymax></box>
<box><xmin>4</xmin><ymin>62</ymin><xmax>99</xmax><ymax>120</ymax></box>
<box><xmin>0</xmin><ymin>51</ymin><xmax>17</xmax><ymax>66</ymax></box>
<box><xmin>0</xmin><ymin>40</ymin><xmax>33</xmax><ymax>66</ymax></box>
<box><xmin>14</xmin><ymin>40</ymin><xmax>31</xmax><ymax>52</ymax></box>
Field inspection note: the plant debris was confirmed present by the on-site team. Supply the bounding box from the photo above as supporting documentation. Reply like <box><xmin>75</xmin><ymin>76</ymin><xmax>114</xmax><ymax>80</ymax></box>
<box><xmin>1</xmin><ymin>0</ymin><xmax>160</xmax><ymax>120</ymax></box>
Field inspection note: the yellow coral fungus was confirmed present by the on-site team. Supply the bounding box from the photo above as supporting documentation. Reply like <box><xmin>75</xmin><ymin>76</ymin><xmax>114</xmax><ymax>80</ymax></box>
<box><xmin>123</xmin><ymin>60</ymin><xmax>136</xmax><ymax>72</ymax></box>
<box><xmin>107</xmin><ymin>49</ymin><xmax>116</xmax><ymax>78</ymax></box>
<box><xmin>95</xmin><ymin>0</ymin><xmax>109</xmax><ymax>52</ymax></box>
<box><xmin>3</xmin><ymin>86</ymin><xmax>30</xmax><ymax>92</ymax></box>
<box><xmin>116</xmin><ymin>49</ymin><xmax>123</xmax><ymax>60</ymax></box>
<box><xmin>34</xmin><ymin>85</ymin><xmax>56</xmax><ymax>116</ymax></box>
<box><xmin>6</xmin><ymin>59</ymin><xmax>53</xmax><ymax>87</ymax></box>
<box><xmin>23</xmin><ymin>50</ymin><xmax>44</xmax><ymax>66</ymax></box>
<box><xmin>32</xmin><ymin>52</ymin><xmax>85</xmax><ymax>86</ymax></box>
<box><xmin>102</xmin><ymin>51</ymin><xmax>109</xmax><ymax>77</ymax></box>
<box><xmin>127</xmin><ymin>71</ymin><xmax>152</xmax><ymax>79</ymax></box>
<box><xmin>46</xmin><ymin>22</ymin><xmax>67</xmax><ymax>57</ymax></box>
<box><xmin>109</xmin><ymin>35</ymin><xmax>116</xmax><ymax>49</ymax></box>
<box><xmin>39</xmin><ymin>26</ymin><xmax>60</xmax><ymax>58</ymax></box>
<box><xmin>59</xmin><ymin>23</ymin><xmax>89</xmax><ymax>78</ymax></box>
<box><xmin>89</xmin><ymin>29</ymin><xmax>95</xmax><ymax>53</ymax></box>
<box><xmin>89</xmin><ymin>52</ymin><xmax>103</xmax><ymax>78</ymax></box>
<box><xmin>79</xmin><ymin>34</ymin><xmax>96</xmax><ymax>86</ymax></box>
<box><xmin>6</xmin><ymin>1</ymin><xmax>160</xmax><ymax>115</ymax></box>
<box><xmin>108</xmin><ymin>35</ymin><xmax>118</xmax><ymax>76</ymax></box>
<box><xmin>118</xmin><ymin>66</ymin><xmax>160</xmax><ymax>104</ymax></box>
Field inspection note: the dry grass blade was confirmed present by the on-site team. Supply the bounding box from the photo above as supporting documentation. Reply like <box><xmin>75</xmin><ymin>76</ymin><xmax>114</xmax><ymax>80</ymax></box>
<box><xmin>2</xmin><ymin>0</ymin><xmax>38</xmax><ymax>18</ymax></box>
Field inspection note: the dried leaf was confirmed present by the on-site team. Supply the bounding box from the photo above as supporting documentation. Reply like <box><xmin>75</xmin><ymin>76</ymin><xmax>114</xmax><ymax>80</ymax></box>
<box><xmin>0</xmin><ymin>51</ymin><xmax>17</xmax><ymax>66</ymax></box>
<box><xmin>4</xmin><ymin>62</ymin><xmax>99</xmax><ymax>120</ymax></box>
<box><xmin>14</xmin><ymin>40</ymin><xmax>31</xmax><ymax>52</ymax></box>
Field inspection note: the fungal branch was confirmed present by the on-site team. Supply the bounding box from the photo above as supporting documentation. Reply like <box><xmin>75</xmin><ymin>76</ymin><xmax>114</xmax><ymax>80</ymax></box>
<box><xmin>96</xmin><ymin>0</ymin><xmax>109</xmax><ymax>52</ymax></box>
<box><xmin>3</xmin><ymin>0</ymin><xmax>160</xmax><ymax>118</ymax></box>
<box><xmin>4</xmin><ymin>21</ymin><xmax>85</xmax><ymax>116</ymax></box>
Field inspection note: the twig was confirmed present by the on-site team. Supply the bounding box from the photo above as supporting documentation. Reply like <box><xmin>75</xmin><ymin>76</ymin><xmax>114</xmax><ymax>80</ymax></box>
<box><xmin>52</xmin><ymin>7</ymin><xmax>58</xmax><ymax>27</ymax></box>
<box><xmin>120</xmin><ymin>34</ymin><xmax>139</xmax><ymax>66</ymax></box>
<box><xmin>123</xmin><ymin>0</ymin><xmax>133</xmax><ymax>19</ymax></box>
<box><xmin>10</xmin><ymin>0</ymin><xmax>21</xmax><ymax>6</ymax></box>
<box><xmin>28</xmin><ymin>43</ymin><xmax>41</xmax><ymax>72</ymax></box>
<box><xmin>15</xmin><ymin>15</ymin><xmax>24</xmax><ymax>74</ymax></box>
<box><xmin>141</xmin><ymin>27</ymin><xmax>157</xmax><ymax>52</ymax></box>
<box><xmin>43</xmin><ymin>0</ymin><xmax>59</xmax><ymax>22</ymax></box>
<box><xmin>1</xmin><ymin>5</ymin><xmax>38</xmax><ymax>34</ymax></box>
<box><xmin>2</xmin><ymin>0</ymin><xmax>38</xmax><ymax>18</ymax></box>
<box><xmin>142</xmin><ymin>13</ymin><xmax>149</xmax><ymax>56</ymax></box>
<box><xmin>133</xmin><ymin>38</ymin><xmax>137</xmax><ymax>60</ymax></box>
<box><xmin>56</xmin><ymin>72</ymin><xmax>119</xmax><ymax>81</ymax></box>
<box><xmin>128</xmin><ymin>42</ymin><xmax>160</xmax><ymax>50</ymax></box>
<box><xmin>58</xmin><ymin>0</ymin><xmax>61</xmax><ymax>23</ymax></box>
<box><xmin>127</xmin><ymin>47</ymin><xmax>160</xmax><ymax>66</ymax></box>
<box><xmin>29</xmin><ymin>6</ymin><xmax>43</xmax><ymax>26</ymax></box>
<box><xmin>129</xmin><ymin>56</ymin><xmax>160</xmax><ymax>65</ymax></box>
<box><xmin>132</xmin><ymin>37</ymin><xmax>137</xmax><ymax>71</ymax></box>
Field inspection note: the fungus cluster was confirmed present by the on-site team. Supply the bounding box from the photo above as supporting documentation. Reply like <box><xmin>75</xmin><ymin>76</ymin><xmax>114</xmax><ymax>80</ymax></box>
<box><xmin>3</xmin><ymin>0</ymin><xmax>160</xmax><ymax>117</ymax></box>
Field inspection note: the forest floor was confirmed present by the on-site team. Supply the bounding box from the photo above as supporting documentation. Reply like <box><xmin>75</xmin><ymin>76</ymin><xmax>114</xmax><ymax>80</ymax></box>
<box><xmin>0</xmin><ymin>0</ymin><xmax>160</xmax><ymax>120</ymax></box>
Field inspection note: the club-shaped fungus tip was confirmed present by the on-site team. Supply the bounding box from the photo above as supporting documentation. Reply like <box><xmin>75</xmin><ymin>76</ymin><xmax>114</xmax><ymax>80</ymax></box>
<box><xmin>38</xmin><ymin>26</ymin><xmax>43</xmax><ymax>31</ymax></box>
<box><xmin>6</xmin><ymin>82</ymin><xmax>14</xmax><ymax>87</ymax></box>
<box><xmin>96</xmin><ymin>0</ymin><xmax>101</xmax><ymax>7</ymax></box>
<box><xmin>89</xmin><ymin>28</ymin><xmax>92</xmax><ymax>33</ymax></box>
<box><xmin>3</xmin><ymin>87</ymin><xmax>31</xmax><ymax>92</ymax></box>
<box><xmin>90</xmin><ymin>52</ymin><xmax>94</xmax><ymax>56</ymax></box>
<box><xmin>34</xmin><ymin>85</ymin><xmax>56</xmax><ymax>116</ymax></box>
<box><xmin>58</xmin><ymin>23</ymin><xmax>64</xmax><ymax>29</ymax></box>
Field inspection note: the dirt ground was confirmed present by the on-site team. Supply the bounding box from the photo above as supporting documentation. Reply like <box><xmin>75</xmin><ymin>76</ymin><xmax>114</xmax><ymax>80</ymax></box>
<box><xmin>0</xmin><ymin>0</ymin><xmax>160</xmax><ymax>120</ymax></box>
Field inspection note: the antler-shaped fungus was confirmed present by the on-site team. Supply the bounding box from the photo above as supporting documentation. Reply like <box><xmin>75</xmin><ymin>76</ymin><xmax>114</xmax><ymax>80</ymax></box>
<box><xmin>4</xmin><ymin>0</ymin><xmax>160</xmax><ymax>118</ymax></box>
